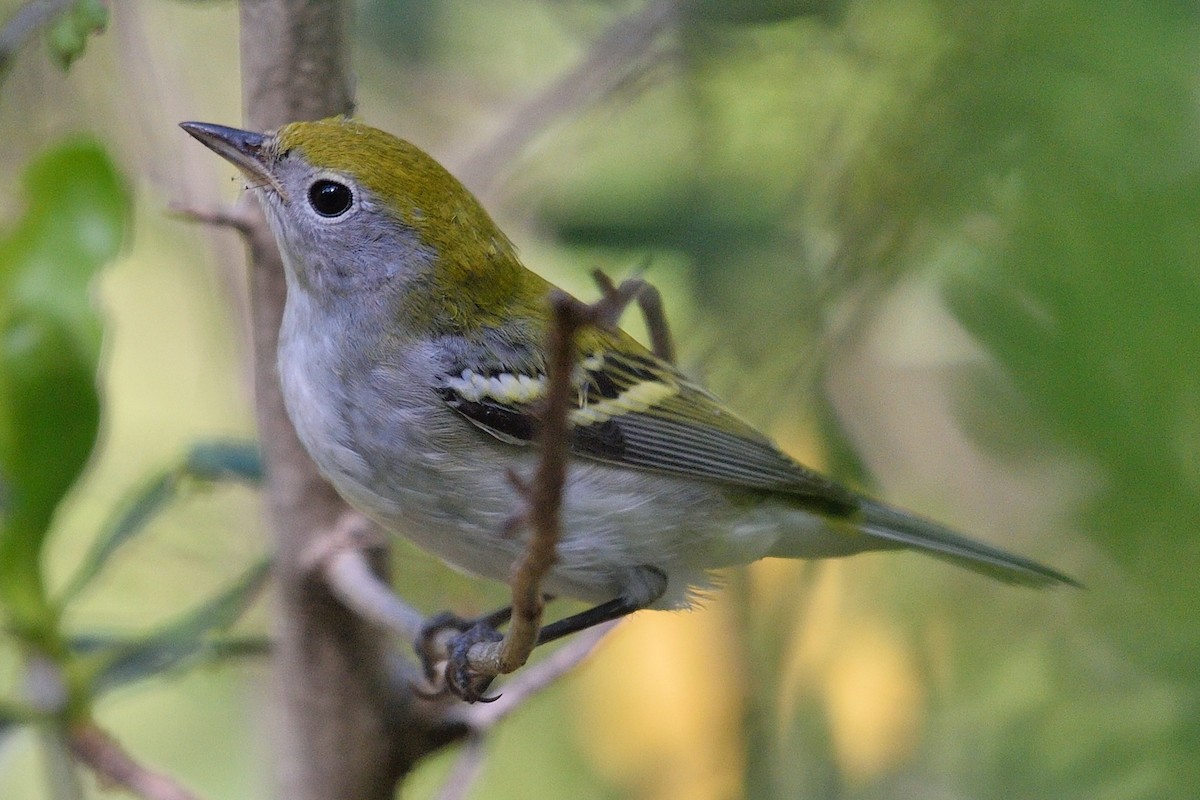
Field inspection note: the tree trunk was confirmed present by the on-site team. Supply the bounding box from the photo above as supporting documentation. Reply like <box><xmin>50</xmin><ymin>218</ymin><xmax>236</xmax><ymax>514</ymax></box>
<box><xmin>236</xmin><ymin>2</ymin><xmax>457</xmax><ymax>796</ymax></box>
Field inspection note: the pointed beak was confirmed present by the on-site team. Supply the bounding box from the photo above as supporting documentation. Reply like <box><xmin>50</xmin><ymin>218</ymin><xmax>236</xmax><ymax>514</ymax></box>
<box><xmin>179</xmin><ymin>121</ymin><xmax>287</xmax><ymax>199</ymax></box>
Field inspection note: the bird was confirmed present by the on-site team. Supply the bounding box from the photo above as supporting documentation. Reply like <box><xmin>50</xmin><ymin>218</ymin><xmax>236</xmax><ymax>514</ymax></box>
<box><xmin>181</xmin><ymin>116</ymin><xmax>1076</xmax><ymax>692</ymax></box>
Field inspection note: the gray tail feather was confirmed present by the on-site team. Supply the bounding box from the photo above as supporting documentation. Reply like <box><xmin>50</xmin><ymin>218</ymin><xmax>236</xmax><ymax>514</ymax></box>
<box><xmin>857</xmin><ymin>498</ymin><xmax>1080</xmax><ymax>588</ymax></box>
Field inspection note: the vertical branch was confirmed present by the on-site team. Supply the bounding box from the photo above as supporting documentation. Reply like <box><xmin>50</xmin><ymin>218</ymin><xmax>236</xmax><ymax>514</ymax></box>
<box><xmin>228</xmin><ymin>0</ymin><xmax>685</xmax><ymax>792</ymax></box>
<box><xmin>234</xmin><ymin>1</ymin><xmax>457</xmax><ymax>798</ymax></box>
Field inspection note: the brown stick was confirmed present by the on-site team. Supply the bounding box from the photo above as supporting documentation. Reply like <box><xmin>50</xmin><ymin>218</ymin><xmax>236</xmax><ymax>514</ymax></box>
<box><xmin>464</xmin><ymin>278</ymin><xmax>646</xmax><ymax>680</ymax></box>
<box><xmin>498</xmin><ymin>291</ymin><xmax>587</xmax><ymax>673</ymax></box>
<box><xmin>235</xmin><ymin>1</ymin><xmax>463</xmax><ymax>797</ymax></box>
<box><xmin>591</xmin><ymin>268</ymin><xmax>676</xmax><ymax>364</ymax></box>
<box><xmin>68</xmin><ymin>723</ymin><xmax>202</xmax><ymax>800</ymax></box>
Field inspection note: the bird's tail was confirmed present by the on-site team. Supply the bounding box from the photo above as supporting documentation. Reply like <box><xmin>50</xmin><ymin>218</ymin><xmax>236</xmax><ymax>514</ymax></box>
<box><xmin>855</xmin><ymin>498</ymin><xmax>1079</xmax><ymax>588</ymax></box>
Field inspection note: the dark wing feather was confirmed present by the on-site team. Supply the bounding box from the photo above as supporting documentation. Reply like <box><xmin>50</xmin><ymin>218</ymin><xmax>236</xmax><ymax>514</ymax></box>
<box><xmin>436</xmin><ymin>330</ymin><xmax>857</xmax><ymax>514</ymax></box>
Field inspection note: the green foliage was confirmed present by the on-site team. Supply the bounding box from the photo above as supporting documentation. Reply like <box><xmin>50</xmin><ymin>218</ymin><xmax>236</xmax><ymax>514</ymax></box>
<box><xmin>934</xmin><ymin>6</ymin><xmax>1200</xmax><ymax>793</ymax></box>
<box><xmin>44</xmin><ymin>0</ymin><xmax>108</xmax><ymax>70</ymax></box>
<box><xmin>939</xmin><ymin>0</ymin><xmax>1200</xmax><ymax>585</ymax></box>
<box><xmin>0</xmin><ymin>312</ymin><xmax>100</xmax><ymax>637</ymax></box>
<box><xmin>0</xmin><ymin>138</ymin><xmax>266</xmax><ymax>795</ymax></box>
<box><xmin>0</xmin><ymin>140</ymin><xmax>123</xmax><ymax>633</ymax></box>
<box><xmin>0</xmin><ymin>137</ymin><xmax>125</xmax><ymax>359</ymax></box>
<box><xmin>508</xmin><ymin>2</ymin><xmax>1200</xmax><ymax>798</ymax></box>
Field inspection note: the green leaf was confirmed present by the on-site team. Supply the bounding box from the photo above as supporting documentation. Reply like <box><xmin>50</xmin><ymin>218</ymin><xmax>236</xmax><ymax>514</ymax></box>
<box><xmin>0</xmin><ymin>140</ymin><xmax>127</xmax><ymax>630</ymax></box>
<box><xmin>0</xmin><ymin>312</ymin><xmax>98</xmax><ymax>628</ymax></box>
<box><xmin>57</xmin><ymin>472</ymin><xmax>177</xmax><ymax>605</ymax></box>
<box><xmin>75</xmin><ymin>634</ymin><xmax>269</xmax><ymax>694</ymax></box>
<box><xmin>183</xmin><ymin>439</ymin><xmax>263</xmax><ymax>484</ymax></box>
<box><xmin>44</xmin><ymin>0</ymin><xmax>108</xmax><ymax>71</ymax></box>
<box><xmin>0</xmin><ymin>138</ymin><xmax>128</xmax><ymax>365</ymax></box>
<box><xmin>81</xmin><ymin>560</ymin><xmax>270</xmax><ymax>691</ymax></box>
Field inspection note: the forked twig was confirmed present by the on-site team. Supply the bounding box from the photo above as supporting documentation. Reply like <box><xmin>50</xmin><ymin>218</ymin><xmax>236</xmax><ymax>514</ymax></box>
<box><xmin>591</xmin><ymin>268</ymin><xmax>675</xmax><ymax>363</ymax></box>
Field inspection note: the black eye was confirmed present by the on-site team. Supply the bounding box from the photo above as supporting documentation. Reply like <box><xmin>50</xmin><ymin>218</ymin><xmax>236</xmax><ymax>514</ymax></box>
<box><xmin>308</xmin><ymin>179</ymin><xmax>353</xmax><ymax>217</ymax></box>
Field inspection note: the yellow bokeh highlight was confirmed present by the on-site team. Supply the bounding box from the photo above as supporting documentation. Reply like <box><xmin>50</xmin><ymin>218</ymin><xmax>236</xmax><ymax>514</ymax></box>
<box><xmin>776</xmin><ymin>561</ymin><xmax>927</xmax><ymax>786</ymax></box>
<box><xmin>777</xmin><ymin>561</ymin><xmax>847</xmax><ymax>715</ymax></box>
<box><xmin>770</xmin><ymin>403</ymin><xmax>928</xmax><ymax>785</ymax></box>
<box><xmin>823</xmin><ymin>622</ymin><xmax>925</xmax><ymax>784</ymax></box>
<box><xmin>574</xmin><ymin>604</ymin><xmax>744</xmax><ymax>800</ymax></box>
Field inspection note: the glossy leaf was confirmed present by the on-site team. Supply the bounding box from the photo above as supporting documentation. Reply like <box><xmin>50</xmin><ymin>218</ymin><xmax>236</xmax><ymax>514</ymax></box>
<box><xmin>0</xmin><ymin>312</ymin><xmax>98</xmax><ymax>627</ymax></box>
<box><xmin>0</xmin><ymin>138</ymin><xmax>127</xmax><ymax>364</ymax></box>
<box><xmin>0</xmin><ymin>140</ymin><xmax>127</xmax><ymax>629</ymax></box>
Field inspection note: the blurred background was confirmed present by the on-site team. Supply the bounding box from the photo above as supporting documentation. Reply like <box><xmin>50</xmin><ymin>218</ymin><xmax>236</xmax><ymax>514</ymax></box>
<box><xmin>1</xmin><ymin>0</ymin><xmax>1198</xmax><ymax>798</ymax></box>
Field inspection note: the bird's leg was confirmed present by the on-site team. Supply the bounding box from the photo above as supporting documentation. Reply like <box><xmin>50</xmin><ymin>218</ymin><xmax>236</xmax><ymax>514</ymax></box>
<box><xmin>538</xmin><ymin>568</ymin><xmax>667</xmax><ymax>644</ymax></box>
<box><xmin>431</xmin><ymin>566</ymin><xmax>667</xmax><ymax>701</ymax></box>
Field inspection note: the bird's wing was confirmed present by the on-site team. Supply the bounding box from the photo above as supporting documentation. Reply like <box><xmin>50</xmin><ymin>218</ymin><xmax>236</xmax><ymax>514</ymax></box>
<box><xmin>435</xmin><ymin>330</ymin><xmax>857</xmax><ymax>514</ymax></box>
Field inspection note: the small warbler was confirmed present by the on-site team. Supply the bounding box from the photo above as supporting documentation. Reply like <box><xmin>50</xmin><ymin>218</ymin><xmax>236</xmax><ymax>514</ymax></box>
<box><xmin>181</xmin><ymin>117</ymin><xmax>1075</xmax><ymax>638</ymax></box>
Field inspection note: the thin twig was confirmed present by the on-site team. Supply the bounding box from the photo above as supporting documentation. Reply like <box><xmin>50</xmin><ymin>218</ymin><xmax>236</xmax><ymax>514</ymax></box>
<box><xmin>591</xmin><ymin>269</ymin><xmax>675</xmax><ymax>363</ymax></box>
<box><xmin>169</xmin><ymin>203</ymin><xmax>256</xmax><ymax>235</ymax></box>
<box><xmin>432</xmin><ymin>734</ymin><xmax>487</xmax><ymax>800</ymax></box>
<box><xmin>462</xmin><ymin>279</ymin><xmax>645</xmax><ymax>679</ymax></box>
<box><xmin>68</xmin><ymin>723</ymin><xmax>203</xmax><ymax>800</ymax></box>
<box><xmin>462</xmin><ymin>294</ymin><xmax>586</xmax><ymax>676</ymax></box>
<box><xmin>457</xmin><ymin>0</ymin><xmax>687</xmax><ymax>191</ymax></box>
<box><xmin>311</xmin><ymin>511</ymin><xmax>427</xmax><ymax>642</ymax></box>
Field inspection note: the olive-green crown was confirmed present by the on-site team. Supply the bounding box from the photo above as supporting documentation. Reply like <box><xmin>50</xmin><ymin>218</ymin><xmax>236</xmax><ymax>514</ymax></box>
<box><xmin>273</xmin><ymin>117</ymin><xmax>545</xmax><ymax>332</ymax></box>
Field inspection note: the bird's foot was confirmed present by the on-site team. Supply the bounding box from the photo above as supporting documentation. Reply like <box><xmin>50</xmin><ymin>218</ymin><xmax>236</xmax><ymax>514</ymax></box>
<box><xmin>416</xmin><ymin>610</ymin><xmax>507</xmax><ymax>703</ymax></box>
<box><xmin>444</xmin><ymin>621</ymin><xmax>503</xmax><ymax>702</ymax></box>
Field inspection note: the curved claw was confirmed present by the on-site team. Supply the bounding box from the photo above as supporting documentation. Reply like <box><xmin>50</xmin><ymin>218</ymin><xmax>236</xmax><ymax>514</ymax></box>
<box><xmin>444</xmin><ymin>621</ymin><xmax>504</xmax><ymax>703</ymax></box>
